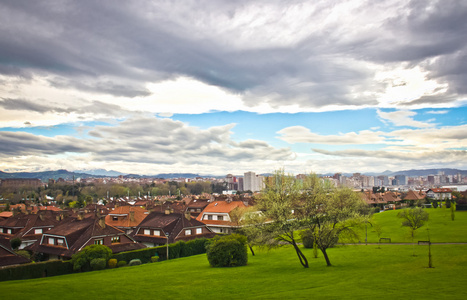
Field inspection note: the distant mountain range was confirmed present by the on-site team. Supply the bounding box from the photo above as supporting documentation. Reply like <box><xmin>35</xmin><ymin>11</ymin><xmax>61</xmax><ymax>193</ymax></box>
<box><xmin>0</xmin><ymin>169</ymin><xmax>205</xmax><ymax>181</ymax></box>
<box><xmin>0</xmin><ymin>168</ymin><xmax>466</xmax><ymax>182</ymax></box>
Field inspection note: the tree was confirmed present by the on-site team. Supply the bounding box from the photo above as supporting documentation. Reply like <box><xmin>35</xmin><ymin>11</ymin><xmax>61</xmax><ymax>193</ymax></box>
<box><xmin>302</xmin><ymin>186</ymin><xmax>368</xmax><ymax>266</ymax></box>
<box><xmin>71</xmin><ymin>244</ymin><xmax>112</xmax><ymax>272</ymax></box>
<box><xmin>398</xmin><ymin>207</ymin><xmax>429</xmax><ymax>256</ymax></box>
<box><xmin>255</xmin><ymin>170</ymin><xmax>310</xmax><ymax>268</ymax></box>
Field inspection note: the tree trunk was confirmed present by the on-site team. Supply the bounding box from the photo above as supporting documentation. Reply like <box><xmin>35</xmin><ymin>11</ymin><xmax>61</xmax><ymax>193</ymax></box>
<box><xmin>249</xmin><ymin>245</ymin><xmax>255</xmax><ymax>256</ymax></box>
<box><xmin>292</xmin><ymin>241</ymin><xmax>309</xmax><ymax>268</ymax></box>
<box><xmin>321</xmin><ymin>248</ymin><xmax>332</xmax><ymax>266</ymax></box>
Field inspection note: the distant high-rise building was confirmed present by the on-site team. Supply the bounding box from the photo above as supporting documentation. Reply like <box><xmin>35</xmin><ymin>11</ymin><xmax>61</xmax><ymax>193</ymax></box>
<box><xmin>395</xmin><ymin>175</ymin><xmax>407</xmax><ymax>185</ymax></box>
<box><xmin>243</xmin><ymin>171</ymin><xmax>264</xmax><ymax>192</ymax></box>
<box><xmin>244</xmin><ymin>171</ymin><xmax>256</xmax><ymax>192</ymax></box>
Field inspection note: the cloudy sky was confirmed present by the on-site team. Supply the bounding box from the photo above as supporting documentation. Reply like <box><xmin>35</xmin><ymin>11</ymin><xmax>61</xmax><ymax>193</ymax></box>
<box><xmin>1</xmin><ymin>0</ymin><xmax>466</xmax><ymax>176</ymax></box>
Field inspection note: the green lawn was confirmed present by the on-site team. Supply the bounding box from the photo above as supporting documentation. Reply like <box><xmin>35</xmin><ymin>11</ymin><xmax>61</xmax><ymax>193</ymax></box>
<box><xmin>2</xmin><ymin>244</ymin><xmax>466</xmax><ymax>299</ymax></box>
<box><xmin>2</xmin><ymin>207</ymin><xmax>466</xmax><ymax>299</ymax></box>
<box><xmin>363</xmin><ymin>208</ymin><xmax>467</xmax><ymax>243</ymax></box>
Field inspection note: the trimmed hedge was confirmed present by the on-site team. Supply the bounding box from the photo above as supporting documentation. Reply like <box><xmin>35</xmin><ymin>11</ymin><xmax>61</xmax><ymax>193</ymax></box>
<box><xmin>0</xmin><ymin>237</ymin><xmax>212</xmax><ymax>282</ymax></box>
<box><xmin>112</xmin><ymin>238</ymin><xmax>211</xmax><ymax>263</ymax></box>
<box><xmin>0</xmin><ymin>260</ymin><xmax>73</xmax><ymax>282</ymax></box>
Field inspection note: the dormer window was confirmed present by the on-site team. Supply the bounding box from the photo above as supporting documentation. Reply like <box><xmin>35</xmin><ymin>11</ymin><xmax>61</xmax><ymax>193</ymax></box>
<box><xmin>34</xmin><ymin>228</ymin><xmax>43</xmax><ymax>234</ymax></box>
<box><xmin>112</xmin><ymin>216</ymin><xmax>118</xmax><ymax>221</ymax></box>
<box><xmin>111</xmin><ymin>236</ymin><xmax>120</xmax><ymax>243</ymax></box>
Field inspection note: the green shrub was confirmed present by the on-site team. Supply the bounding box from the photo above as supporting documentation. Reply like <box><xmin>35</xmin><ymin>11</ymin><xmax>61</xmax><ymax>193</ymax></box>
<box><xmin>117</xmin><ymin>261</ymin><xmax>127</xmax><ymax>267</ymax></box>
<box><xmin>150</xmin><ymin>256</ymin><xmax>159</xmax><ymax>263</ymax></box>
<box><xmin>90</xmin><ymin>258</ymin><xmax>107</xmax><ymax>270</ymax></box>
<box><xmin>432</xmin><ymin>201</ymin><xmax>438</xmax><ymax>209</ymax></box>
<box><xmin>15</xmin><ymin>250</ymin><xmax>31</xmax><ymax>260</ymax></box>
<box><xmin>71</xmin><ymin>245</ymin><xmax>112</xmax><ymax>272</ymax></box>
<box><xmin>300</xmin><ymin>230</ymin><xmax>314</xmax><ymax>248</ymax></box>
<box><xmin>206</xmin><ymin>234</ymin><xmax>248</xmax><ymax>267</ymax></box>
<box><xmin>10</xmin><ymin>238</ymin><xmax>22</xmax><ymax>250</ymax></box>
<box><xmin>108</xmin><ymin>258</ymin><xmax>117</xmax><ymax>268</ymax></box>
<box><xmin>129</xmin><ymin>259</ymin><xmax>142</xmax><ymax>266</ymax></box>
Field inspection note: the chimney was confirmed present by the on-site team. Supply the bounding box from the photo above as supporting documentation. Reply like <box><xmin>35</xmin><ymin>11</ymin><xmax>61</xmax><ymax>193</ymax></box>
<box><xmin>165</xmin><ymin>209</ymin><xmax>171</xmax><ymax>215</ymax></box>
<box><xmin>185</xmin><ymin>211</ymin><xmax>191</xmax><ymax>220</ymax></box>
<box><xmin>99</xmin><ymin>217</ymin><xmax>106</xmax><ymax>228</ymax></box>
<box><xmin>130</xmin><ymin>211</ymin><xmax>135</xmax><ymax>222</ymax></box>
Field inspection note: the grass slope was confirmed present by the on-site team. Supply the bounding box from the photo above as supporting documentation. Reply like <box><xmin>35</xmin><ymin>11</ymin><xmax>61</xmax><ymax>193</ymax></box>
<box><xmin>2</xmin><ymin>207</ymin><xmax>466</xmax><ymax>299</ymax></box>
<box><xmin>364</xmin><ymin>208</ymin><xmax>467</xmax><ymax>243</ymax></box>
<box><xmin>2</xmin><ymin>244</ymin><xmax>466</xmax><ymax>299</ymax></box>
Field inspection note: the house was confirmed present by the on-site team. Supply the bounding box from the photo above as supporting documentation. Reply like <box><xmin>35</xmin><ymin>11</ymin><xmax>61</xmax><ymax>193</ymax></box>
<box><xmin>28</xmin><ymin>215</ymin><xmax>144</xmax><ymax>260</ymax></box>
<box><xmin>426</xmin><ymin>188</ymin><xmax>452</xmax><ymax>200</ymax></box>
<box><xmin>185</xmin><ymin>198</ymin><xmax>210</xmax><ymax>217</ymax></box>
<box><xmin>0</xmin><ymin>237</ymin><xmax>31</xmax><ymax>267</ymax></box>
<box><xmin>105</xmin><ymin>206</ymin><xmax>150</xmax><ymax>234</ymax></box>
<box><xmin>196</xmin><ymin>200</ymin><xmax>248</xmax><ymax>234</ymax></box>
<box><xmin>132</xmin><ymin>210</ymin><xmax>216</xmax><ymax>248</ymax></box>
<box><xmin>0</xmin><ymin>211</ymin><xmax>60</xmax><ymax>249</ymax></box>
<box><xmin>403</xmin><ymin>190</ymin><xmax>426</xmax><ymax>205</ymax></box>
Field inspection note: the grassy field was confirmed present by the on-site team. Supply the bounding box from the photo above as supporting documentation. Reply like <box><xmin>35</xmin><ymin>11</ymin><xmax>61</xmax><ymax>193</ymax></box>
<box><xmin>2</xmin><ymin>244</ymin><xmax>466</xmax><ymax>299</ymax></box>
<box><xmin>363</xmin><ymin>207</ymin><xmax>467</xmax><ymax>243</ymax></box>
<box><xmin>2</xmin><ymin>207</ymin><xmax>466</xmax><ymax>299</ymax></box>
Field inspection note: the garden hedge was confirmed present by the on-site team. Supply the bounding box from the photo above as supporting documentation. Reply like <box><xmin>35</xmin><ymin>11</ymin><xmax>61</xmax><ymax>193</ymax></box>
<box><xmin>0</xmin><ymin>260</ymin><xmax>73</xmax><ymax>282</ymax></box>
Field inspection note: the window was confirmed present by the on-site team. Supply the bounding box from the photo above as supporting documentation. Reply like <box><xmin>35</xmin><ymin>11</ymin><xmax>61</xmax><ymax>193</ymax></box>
<box><xmin>196</xmin><ymin>208</ymin><xmax>201</xmax><ymax>212</ymax></box>
<box><xmin>154</xmin><ymin>230</ymin><xmax>160</xmax><ymax>236</ymax></box>
<box><xmin>111</xmin><ymin>236</ymin><xmax>120</xmax><ymax>243</ymax></box>
<box><xmin>94</xmin><ymin>239</ymin><xmax>103</xmax><ymax>245</ymax></box>
<box><xmin>112</xmin><ymin>216</ymin><xmax>118</xmax><ymax>221</ymax></box>
<box><xmin>207</xmin><ymin>215</ymin><xmax>213</xmax><ymax>220</ymax></box>
<box><xmin>218</xmin><ymin>215</ymin><xmax>224</xmax><ymax>221</ymax></box>
<box><xmin>196</xmin><ymin>228</ymin><xmax>202</xmax><ymax>234</ymax></box>
<box><xmin>7</xmin><ymin>229</ymin><xmax>11</xmax><ymax>234</ymax></box>
<box><xmin>34</xmin><ymin>228</ymin><xmax>43</xmax><ymax>234</ymax></box>
<box><xmin>144</xmin><ymin>229</ymin><xmax>151</xmax><ymax>235</ymax></box>
<box><xmin>185</xmin><ymin>229</ymin><xmax>192</xmax><ymax>236</ymax></box>
<box><xmin>57</xmin><ymin>238</ymin><xmax>64</xmax><ymax>246</ymax></box>
<box><xmin>48</xmin><ymin>237</ymin><xmax>55</xmax><ymax>245</ymax></box>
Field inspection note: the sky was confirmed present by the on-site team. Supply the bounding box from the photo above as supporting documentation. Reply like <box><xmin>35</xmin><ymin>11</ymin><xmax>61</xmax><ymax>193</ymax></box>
<box><xmin>0</xmin><ymin>0</ymin><xmax>466</xmax><ymax>176</ymax></box>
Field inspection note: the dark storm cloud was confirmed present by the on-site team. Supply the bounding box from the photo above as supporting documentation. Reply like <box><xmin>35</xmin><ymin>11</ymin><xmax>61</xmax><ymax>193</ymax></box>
<box><xmin>0</xmin><ymin>131</ymin><xmax>92</xmax><ymax>156</ymax></box>
<box><xmin>0</xmin><ymin>0</ymin><xmax>466</xmax><ymax>108</ymax></box>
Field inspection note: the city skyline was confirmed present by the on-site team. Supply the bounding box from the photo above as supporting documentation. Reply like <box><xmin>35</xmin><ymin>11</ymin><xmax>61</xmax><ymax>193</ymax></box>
<box><xmin>0</xmin><ymin>1</ymin><xmax>466</xmax><ymax>176</ymax></box>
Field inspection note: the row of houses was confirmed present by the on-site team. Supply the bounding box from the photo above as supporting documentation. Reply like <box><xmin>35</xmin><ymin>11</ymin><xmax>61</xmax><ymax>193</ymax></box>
<box><xmin>0</xmin><ymin>195</ymin><xmax>254</xmax><ymax>267</ymax></box>
<box><xmin>361</xmin><ymin>188</ymin><xmax>453</xmax><ymax>209</ymax></box>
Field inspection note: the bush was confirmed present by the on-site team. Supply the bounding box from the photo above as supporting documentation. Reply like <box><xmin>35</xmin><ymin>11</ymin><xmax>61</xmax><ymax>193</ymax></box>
<box><xmin>432</xmin><ymin>201</ymin><xmax>438</xmax><ymax>209</ymax></box>
<box><xmin>15</xmin><ymin>250</ymin><xmax>31</xmax><ymax>260</ymax></box>
<box><xmin>10</xmin><ymin>238</ymin><xmax>22</xmax><ymax>250</ymax></box>
<box><xmin>300</xmin><ymin>230</ymin><xmax>314</xmax><ymax>248</ymax></box>
<box><xmin>108</xmin><ymin>258</ymin><xmax>117</xmax><ymax>268</ymax></box>
<box><xmin>150</xmin><ymin>256</ymin><xmax>159</xmax><ymax>263</ymax></box>
<box><xmin>71</xmin><ymin>244</ymin><xmax>112</xmax><ymax>272</ymax></box>
<box><xmin>90</xmin><ymin>258</ymin><xmax>107</xmax><ymax>270</ymax></box>
<box><xmin>117</xmin><ymin>261</ymin><xmax>127</xmax><ymax>267</ymax></box>
<box><xmin>206</xmin><ymin>234</ymin><xmax>248</xmax><ymax>267</ymax></box>
<box><xmin>129</xmin><ymin>259</ymin><xmax>142</xmax><ymax>266</ymax></box>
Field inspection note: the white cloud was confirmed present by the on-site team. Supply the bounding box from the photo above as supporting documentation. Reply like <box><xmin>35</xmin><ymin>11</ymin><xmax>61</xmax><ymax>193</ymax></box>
<box><xmin>276</xmin><ymin>126</ymin><xmax>385</xmax><ymax>145</ymax></box>
<box><xmin>376</xmin><ymin>109</ymin><xmax>435</xmax><ymax>128</ymax></box>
